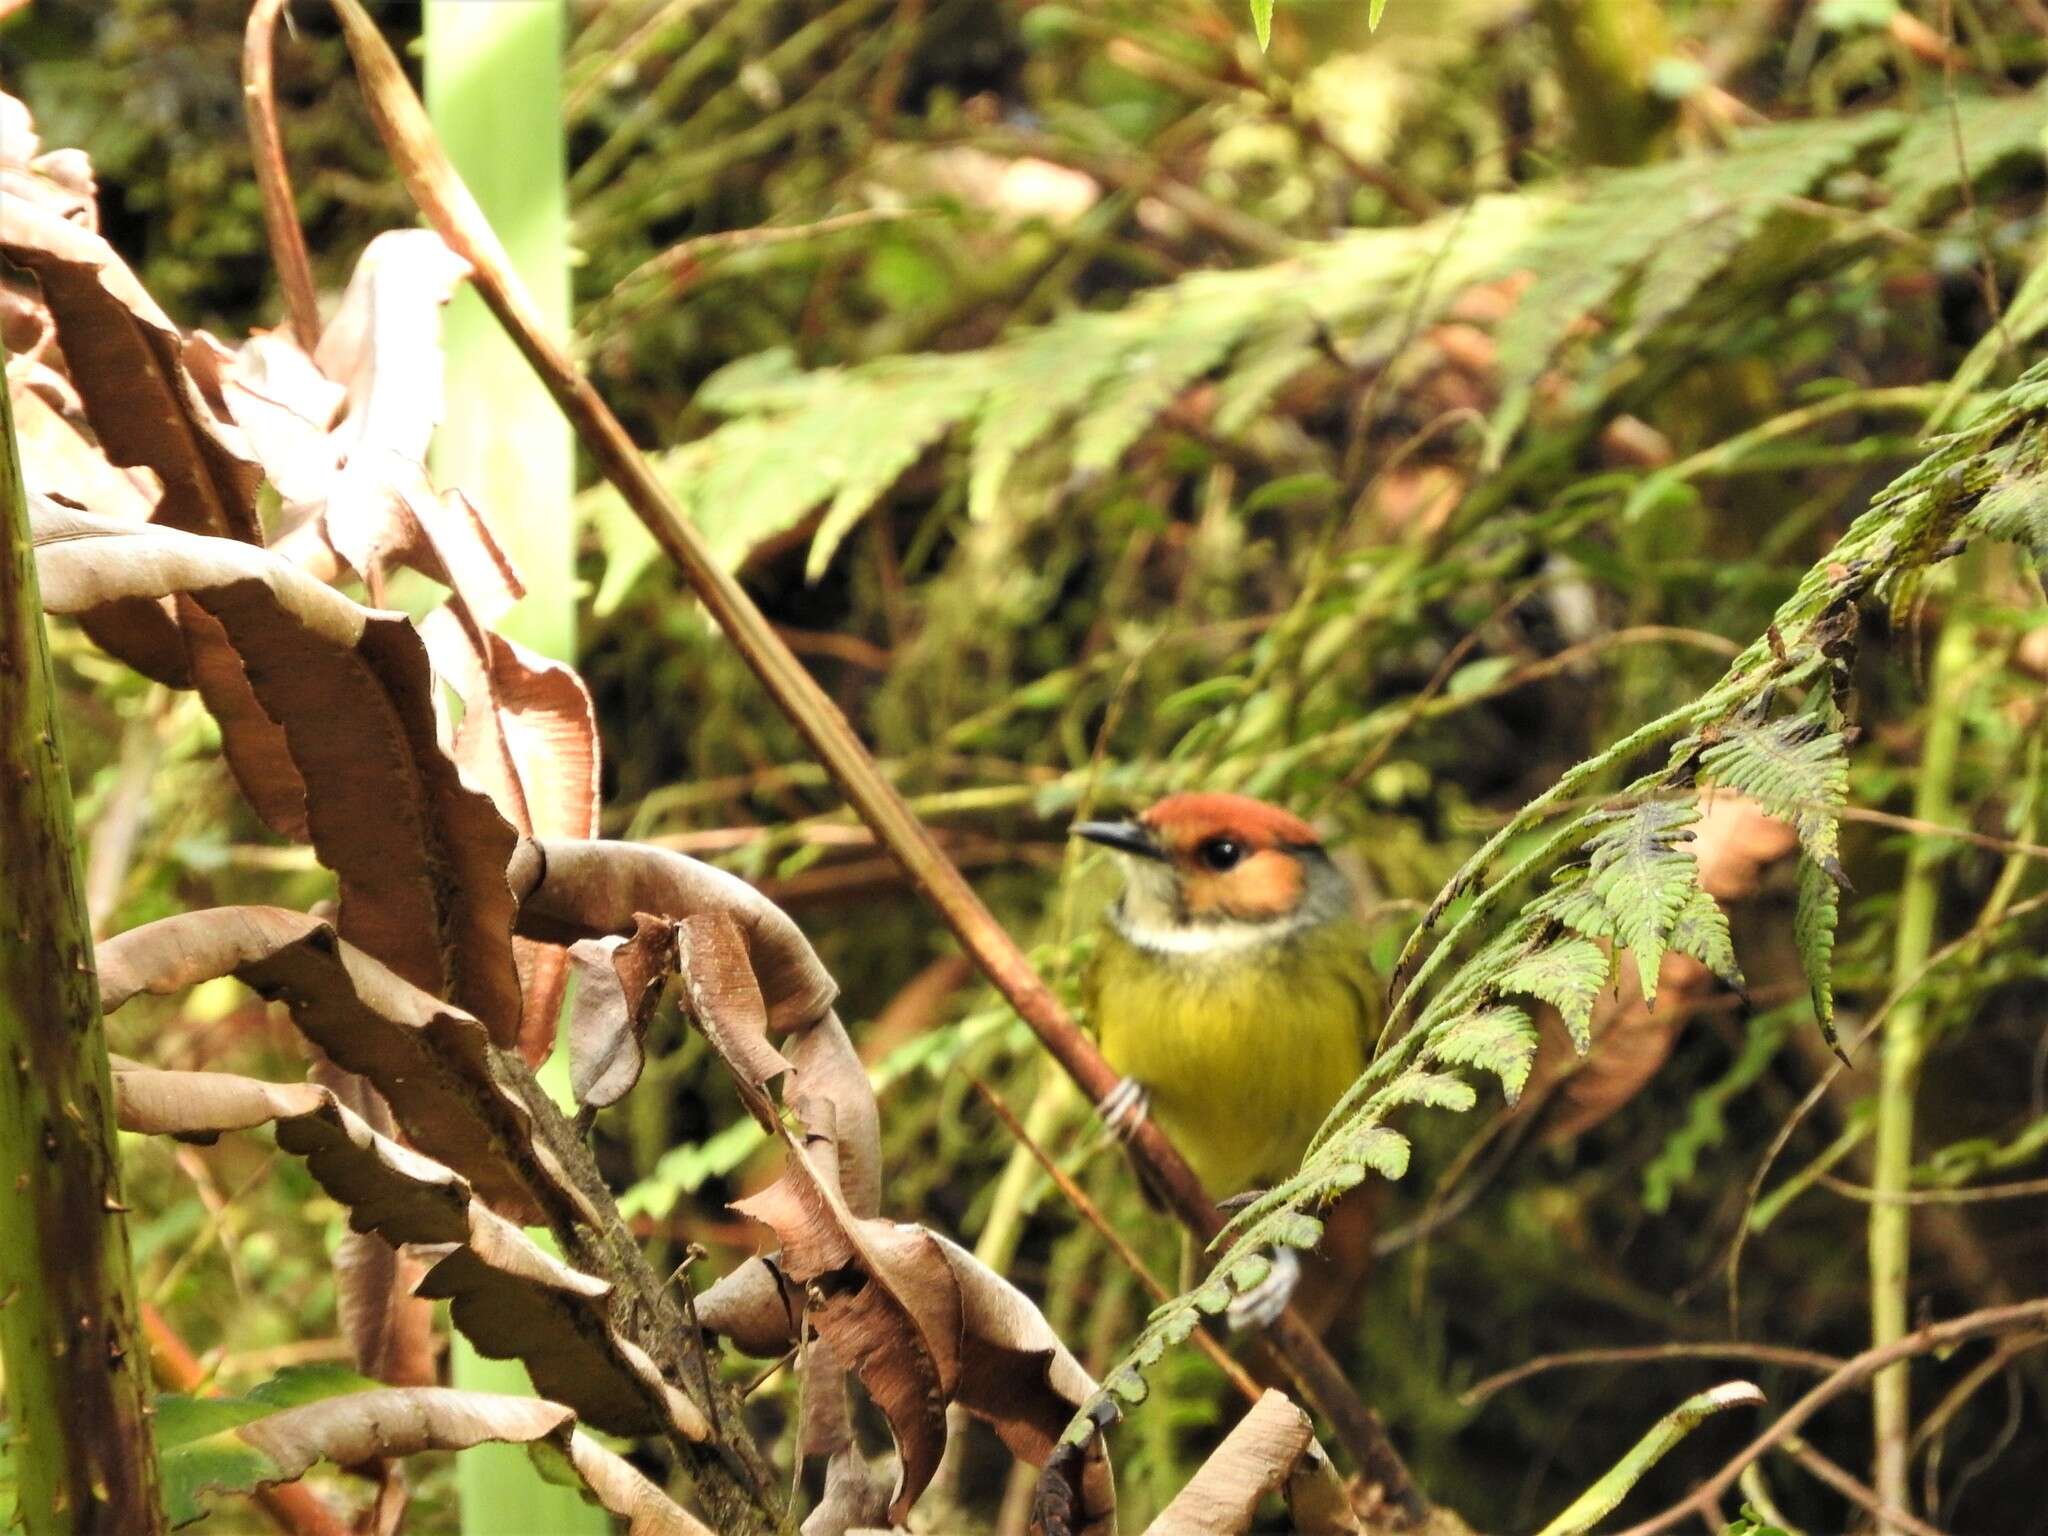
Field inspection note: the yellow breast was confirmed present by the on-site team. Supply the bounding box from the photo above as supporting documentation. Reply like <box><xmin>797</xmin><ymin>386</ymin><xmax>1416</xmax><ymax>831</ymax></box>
<box><xmin>1085</xmin><ymin>922</ymin><xmax>1373</xmax><ymax>1196</ymax></box>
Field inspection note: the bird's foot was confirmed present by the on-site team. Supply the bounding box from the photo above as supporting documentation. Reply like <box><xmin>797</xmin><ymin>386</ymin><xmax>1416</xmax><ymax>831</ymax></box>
<box><xmin>1214</xmin><ymin>1187</ymin><xmax>1269</xmax><ymax>1217</ymax></box>
<box><xmin>1224</xmin><ymin>1247</ymin><xmax>1301</xmax><ymax>1333</ymax></box>
<box><xmin>1097</xmin><ymin>1076</ymin><xmax>1150</xmax><ymax>1143</ymax></box>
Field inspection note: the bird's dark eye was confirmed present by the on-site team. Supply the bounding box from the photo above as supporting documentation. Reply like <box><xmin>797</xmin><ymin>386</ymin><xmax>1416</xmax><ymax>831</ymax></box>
<box><xmin>1196</xmin><ymin>836</ymin><xmax>1246</xmax><ymax>872</ymax></box>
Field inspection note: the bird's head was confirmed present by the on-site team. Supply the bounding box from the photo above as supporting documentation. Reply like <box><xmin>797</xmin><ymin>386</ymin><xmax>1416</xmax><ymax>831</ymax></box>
<box><xmin>1075</xmin><ymin>792</ymin><xmax>1351</xmax><ymax>951</ymax></box>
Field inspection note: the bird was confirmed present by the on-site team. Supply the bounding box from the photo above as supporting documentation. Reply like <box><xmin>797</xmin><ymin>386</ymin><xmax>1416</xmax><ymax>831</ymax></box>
<box><xmin>1075</xmin><ymin>791</ymin><xmax>1378</xmax><ymax>1205</ymax></box>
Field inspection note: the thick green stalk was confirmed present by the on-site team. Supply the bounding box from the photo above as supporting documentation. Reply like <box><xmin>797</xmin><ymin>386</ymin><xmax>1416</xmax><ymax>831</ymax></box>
<box><xmin>1540</xmin><ymin>0</ymin><xmax>1676</xmax><ymax>167</ymax></box>
<box><xmin>428</xmin><ymin>0</ymin><xmax>577</xmax><ymax>660</ymax></box>
<box><xmin>424</xmin><ymin>6</ymin><xmax>595</xmax><ymax>1534</ymax></box>
<box><xmin>0</xmin><ymin>349</ymin><xmax>164</xmax><ymax>1528</ymax></box>
<box><xmin>1868</xmin><ymin>566</ymin><xmax>1975</xmax><ymax>1527</ymax></box>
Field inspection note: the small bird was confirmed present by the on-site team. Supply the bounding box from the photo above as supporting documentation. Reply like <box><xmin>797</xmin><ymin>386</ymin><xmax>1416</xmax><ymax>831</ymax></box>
<box><xmin>1076</xmin><ymin>792</ymin><xmax>1378</xmax><ymax>1203</ymax></box>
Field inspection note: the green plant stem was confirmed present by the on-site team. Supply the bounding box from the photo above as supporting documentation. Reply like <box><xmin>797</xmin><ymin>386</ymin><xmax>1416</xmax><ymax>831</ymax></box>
<box><xmin>1535</xmin><ymin>1383</ymin><xmax>1765</xmax><ymax>1536</ymax></box>
<box><xmin>1540</xmin><ymin>0</ymin><xmax>1677</xmax><ymax>167</ymax></box>
<box><xmin>0</xmin><ymin>344</ymin><xmax>165</xmax><ymax>1531</ymax></box>
<box><xmin>422</xmin><ymin>7</ymin><xmax>596</xmax><ymax>1536</ymax></box>
<box><xmin>1869</xmin><ymin>561</ymin><xmax>1975</xmax><ymax>1528</ymax></box>
<box><xmin>429</xmin><ymin>0</ymin><xmax>576</xmax><ymax>661</ymax></box>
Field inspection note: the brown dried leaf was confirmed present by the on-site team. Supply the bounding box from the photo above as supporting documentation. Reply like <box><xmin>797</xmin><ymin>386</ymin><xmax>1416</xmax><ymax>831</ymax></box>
<box><xmin>311</xmin><ymin>1063</ymin><xmax>435</xmax><ymax>1389</ymax></box>
<box><xmin>11</xmin><ymin>383</ymin><xmax>157</xmax><ymax>523</ymax></box>
<box><xmin>802</xmin><ymin>1448</ymin><xmax>894</xmax><ymax>1536</ymax></box>
<box><xmin>565</xmin><ymin>915</ymin><xmax>678</xmax><ymax>1110</ymax></box>
<box><xmin>513</xmin><ymin>838</ymin><xmax>839</xmax><ymax>1033</ymax></box>
<box><xmin>412</xmin><ymin>1205</ymin><xmax>711</xmax><ymax>1440</ymax></box>
<box><xmin>175</xmin><ymin>1385</ymin><xmax>710</xmax><ymax>1536</ymax></box>
<box><xmin>733</xmin><ymin>1156</ymin><xmax>953</xmax><ymax>1522</ymax></box>
<box><xmin>98</xmin><ymin>906</ymin><xmax>534</xmax><ymax>1218</ymax></box>
<box><xmin>0</xmin><ymin>149</ymin><xmax>259</xmax><ymax>539</ymax></box>
<box><xmin>930</xmin><ymin>1231</ymin><xmax>1094</xmax><ymax>1469</ymax></box>
<box><xmin>332</xmin><ymin>1230</ymin><xmax>435</xmax><ymax>1387</ymax></box>
<box><xmin>37</xmin><ymin>503</ymin><xmax>523</xmax><ymax>1038</ymax></box>
<box><xmin>421</xmin><ymin>605</ymin><xmax>599</xmax><ymax>1061</ymax></box>
<box><xmin>111</xmin><ymin>1062</ymin><xmax>706</xmax><ymax>1444</ymax></box>
<box><xmin>513</xmin><ymin>838</ymin><xmax>874</xmax><ymax>1207</ymax></box>
<box><xmin>216</xmin><ymin>331</ymin><xmax>345</xmax><ymax>512</ymax></box>
<box><xmin>313</xmin><ymin>231</ymin><xmax>484</xmax><ymax>600</ymax></box>
<box><xmin>1144</xmin><ymin>1391</ymin><xmax>1313</xmax><ymax>1536</ymax></box>
<box><xmin>695</xmin><ymin>1257</ymin><xmax>803</xmax><ymax>1357</ymax></box>
<box><xmin>733</xmin><ymin>1139</ymin><xmax>1095</xmax><ymax>1522</ymax></box>
<box><xmin>675</xmin><ymin>911</ymin><xmax>795</xmax><ymax>1123</ymax></box>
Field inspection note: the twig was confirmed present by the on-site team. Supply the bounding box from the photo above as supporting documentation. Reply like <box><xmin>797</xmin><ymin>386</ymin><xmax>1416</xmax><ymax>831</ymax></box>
<box><xmin>592</xmin><ymin>208</ymin><xmax>926</xmax><ymax>329</ymax></box>
<box><xmin>328</xmin><ymin>5</ymin><xmax>1427</xmax><ymax>1516</ymax></box>
<box><xmin>1818</xmin><ymin>1172</ymin><xmax>2048</xmax><ymax>1205</ymax></box>
<box><xmin>1608</xmin><ymin>1299</ymin><xmax>2048</xmax><ymax>1536</ymax></box>
<box><xmin>1776</xmin><ymin>1435</ymin><xmax>1953</xmax><ymax>1536</ymax></box>
<box><xmin>966</xmin><ymin>1075</ymin><xmax>1266</xmax><ymax>1408</ymax></box>
<box><xmin>1828</xmin><ymin>802</ymin><xmax>2048</xmax><ymax>866</ymax></box>
<box><xmin>1724</xmin><ymin>890</ymin><xmax>2048</xmax><ymax>1328</ymax></box>
<box><xmin>243</xmin><ymin>0</ymin><xmax>322</xmax><ymax>350</ymax></box>
<box><xmin>1462</xmin><ymin>1342</ymin><xmax>1844</xmax><ymax>1408</ymax></box>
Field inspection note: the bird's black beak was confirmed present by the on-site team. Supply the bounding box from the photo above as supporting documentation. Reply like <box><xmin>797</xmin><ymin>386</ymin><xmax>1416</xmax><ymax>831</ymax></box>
<box><xmin>1074</xmin><ymin>819</ymin><xmax>1166</xmax><ymax>861</ymax></box>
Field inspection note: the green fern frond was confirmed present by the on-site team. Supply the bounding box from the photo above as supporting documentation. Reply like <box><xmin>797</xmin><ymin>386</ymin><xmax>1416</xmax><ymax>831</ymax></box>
<box><xmin>1795</xmin><ymin>853</ymin><xmax>1843</xmax><ymax>1051</ymax></box>
<box><xmin>1881</xmin><ymin>92</ymin><xmax>2048</xmax><ymax>229</ymax></box>
<box><xmin>1670</xmin><ymin>886</ymin><xmax>1744</xmax><ymax>992</ymax></box>
<box><xmin>1553</xmin><ymin>798</ymin><xmax>1703</xmax><ymax>1005</ymax></box>
<box><xmin>1698</xmin><ymin>711</ymin><xmax>1849</xmax><ymax>871</ymax></box>
<box><xmin>585</xmin><ymin>98</ymin><xmax>2037</xmax><ymax>610</ymax></box>
<box><xmin>1429</xmin><ymin>1003</ymin><xmax>1539</xmax><ymax>1103</ymax></box>
<box><xmin>1496</xmin><ymin>934</ymin><xmax>1610</xmax><ymax>1051</ymax></box>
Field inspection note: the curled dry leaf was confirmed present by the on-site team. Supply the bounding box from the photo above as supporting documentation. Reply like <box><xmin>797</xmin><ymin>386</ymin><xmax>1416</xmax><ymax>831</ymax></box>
<box><xmin>97</xmin><ymin>906</ymin><xmax>535</xmax><ymax>1218</ymax></box>
<box><xmin>36</xmin><ymin>502</ymin><xmax>524</xmax><ymax>1040</ymax></box>
<box><xmin>112</xmin><ymin>1063</ymin><xmax>708</xmax><ymax>1445</ymax></box>
<box><xmin>0</xmin><ymin>94</ymin><xmax>260</xmax><ymax>541</ymax></box>
<box><xmin>1143</xmin><ymin>1391</ymin><xmax>1316</xmax><ymax>1536</ymax></box>
<box><xmin>512</xmin><ymin>837</ymin><xmax>877</xmax><ymax>1207</ymax></box>
<box><xmin>802</xmin><ymin>1446</ymin><xmax>895</xmax><ymax>1536</ymax></box>
<box><xmin>694</xmin><ymin>1256</ymin><xmax>802</xmax><ymax>1356</ymax></box>
<box><xmin>731</xmin><ymin>1132</ymin><xmax>1098</xmax><ymax>1523</ymax></box>
<box><xmin>209</xmin><ymin>232</ymin><xmax>521</xmax><ymax>619</ymax></box>
<box><xmin>314</xmin><ymin>230</ymin><xmax>478</xmax><ymax>595</ymax></box>
<box><xmin>420</xmin><ymin>605</ymin><xmax>600</xmax><ymax>1063</ymax></box>
<box><xmin>675</xmin><ymin>910</ymin><xmax>795</xmax><ymax>1123</ymax></box>
<box><xmin>310</xmin><ymin>1063</ymin><xmax>436</xmax><ymax>1390</ymax></box>
<box><xmin>565</xmin><ymin>915</ymin><xmax>678</xmax><ymax>1109</ymax></box>
<box><xmin>513</xmin><ymin>837</ymin><xmax>840</xmax><ymax>1032</ymax></box>
<box><xmin>155</xmin><ymin>1375</ymin><xmax>710</xmax><ymax>1536</ymax></box>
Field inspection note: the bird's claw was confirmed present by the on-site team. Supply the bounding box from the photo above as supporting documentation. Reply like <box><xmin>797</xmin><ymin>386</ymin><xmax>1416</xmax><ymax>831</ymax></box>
<box><xmin>1224</xmin><ymin>1247</ymin><xmax>1301</xmax><ymax>1333</ymax></box>
<box><xmin>1098</xmin><ymin>1077</ymin><xmax>1150</xmax><ymax>1143</ymax></box>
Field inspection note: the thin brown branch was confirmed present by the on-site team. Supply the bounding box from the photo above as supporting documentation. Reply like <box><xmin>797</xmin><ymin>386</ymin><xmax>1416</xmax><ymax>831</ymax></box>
<box><xmin>1817</xmin><ymin>1173</ymin><xmax>2048</xmax><ymax>1205</ymax></box>
<box><xmin>1610</xmin><ymin>1299</ymin><xmax>2048</xmax><ymax>1536</ymax></box>
<box><xmin>1461</xmin><ymin>1342</ymin><xmax>1845</xmax><ymax>1407</ymax></box>
<box><xmin>243</xmin><ymin>0</ymin><xmax>322</xmax><ymax>350</ymax></box>
<box><xmin>1830</xmin><ymin>803</ymin><xmax>2048</xmax><ymax>865</ymax></box>
<box><xmin>1776</xmin><ymin>1435</ymin><xmax>1953</xmax><ymax>1536</ymax></box>
<box><xmin>327</xmin><ymin>4</ymin><xmax>1426</xmax><ymax>1517</ymax></box>
<box><xmin>966</xmin><ymin>1075</ymin><xmax>1266</xmax><ymax>1408</ymax></box>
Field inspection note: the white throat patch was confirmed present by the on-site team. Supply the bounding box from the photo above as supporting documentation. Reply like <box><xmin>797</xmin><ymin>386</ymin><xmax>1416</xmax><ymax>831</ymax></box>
<box><xmin>1110</xmin><ymin>908</ymin><xmax>1309</xmax><ymax>956</ymax></box>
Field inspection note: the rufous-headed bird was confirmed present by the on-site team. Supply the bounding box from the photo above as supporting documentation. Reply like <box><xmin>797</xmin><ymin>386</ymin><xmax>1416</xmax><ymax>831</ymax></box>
<box><xmin>1076</xmin><ymin>792</ymin><xmax>1377</xmax><ymax>1203</ymax></box>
